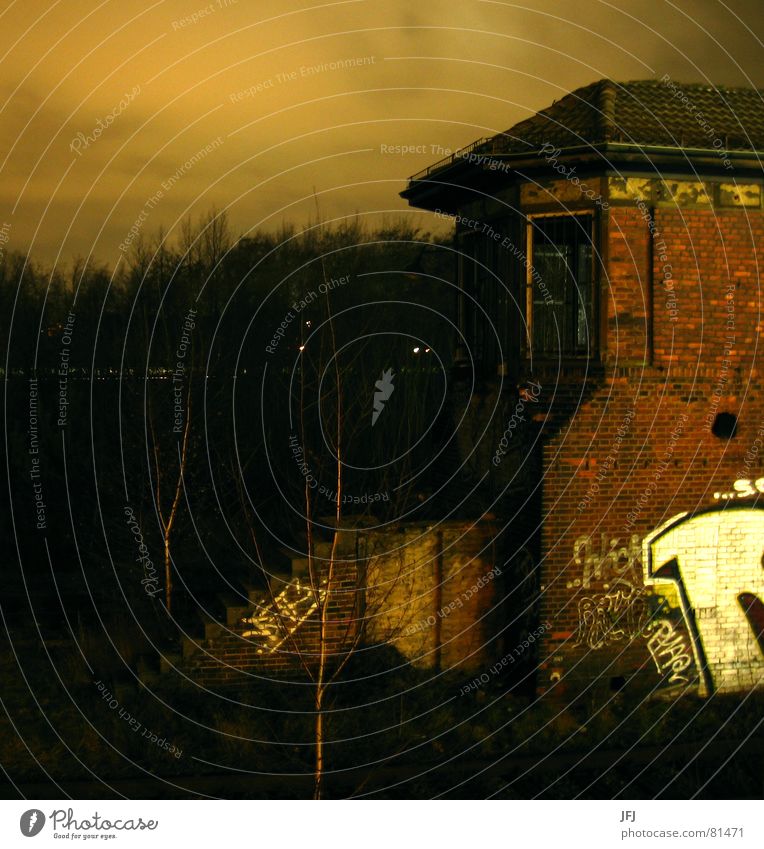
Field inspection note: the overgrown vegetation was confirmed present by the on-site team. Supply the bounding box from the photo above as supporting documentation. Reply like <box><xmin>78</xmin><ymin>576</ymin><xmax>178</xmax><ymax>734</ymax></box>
<box><xmin>1</xmin><ymin>638</ymin><xmax>762</xmax><ymax>798</ymax></box>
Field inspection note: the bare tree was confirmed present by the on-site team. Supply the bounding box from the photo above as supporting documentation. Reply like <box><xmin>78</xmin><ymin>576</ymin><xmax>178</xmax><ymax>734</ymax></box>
<box><xmin>224</xmin><ymin>217</ymin><xmax>446</xmax><ymax>797</ymax></box>
<box><xmin>147</xmin><ymin>383</ymin><xmax>192</xmax><ymax>614</ymax></box>
<box><xmin>136</xmin><ymin>229</ymin><xmax>198</xmax><ymax>616</ymax></box>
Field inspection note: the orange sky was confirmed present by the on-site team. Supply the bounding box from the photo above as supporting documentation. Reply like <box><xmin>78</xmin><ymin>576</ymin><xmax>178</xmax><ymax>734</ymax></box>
<box><xmin>1</xmin><ymin>0</ymin><xmax>763</xmax><ymax>266</ymax></box>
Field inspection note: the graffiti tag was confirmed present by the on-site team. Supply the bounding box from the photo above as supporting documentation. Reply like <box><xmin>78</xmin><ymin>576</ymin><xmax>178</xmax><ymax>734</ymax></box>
<box><xmin>241</xmin><ymin>578</ymin><xmax>326</xmax><ymax>654</ymax></box>
<box><xmin>574</xmin><ymin>581</ymin><xmax>650</xmax><ymax>649</ymax></box>
<box><xmin>713</xmin><ymin>477</ymin><xmax>764</xmax><ymax>501</ymax></box>
<box><xmin>644</xmin><ymin>506</ymin><xmax>764</xmax><ymax>696</ymax></box>
<box><xmin>572</xmin><ymin>534</ymin><xmax>642</xmax><ymax>589</ymax></box>
<box><xmin>644</xmin><ymin>617</ymin><xmax>693</xmax><ymax>688</ymax></box>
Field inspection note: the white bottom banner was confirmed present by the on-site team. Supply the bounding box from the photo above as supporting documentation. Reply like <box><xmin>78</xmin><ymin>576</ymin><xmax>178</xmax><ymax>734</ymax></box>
<box><xmin>0</xmin><ymin>800</ymin><xmax>760</xmax><ymax>849</ymax></box>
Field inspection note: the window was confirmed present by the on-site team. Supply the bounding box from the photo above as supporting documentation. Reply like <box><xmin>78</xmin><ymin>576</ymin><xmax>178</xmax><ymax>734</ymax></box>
<box><xmin>526</xmin><ymin>214</ymin><xmax>595</xmax><ymax>358</ymax></box>
<box><xmin>458</xmin><ymin>229</ymin><xmax>511</xmax><ymax>369</ymax></box>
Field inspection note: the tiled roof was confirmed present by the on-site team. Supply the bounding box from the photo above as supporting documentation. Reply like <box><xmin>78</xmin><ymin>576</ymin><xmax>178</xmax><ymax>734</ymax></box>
<box><xmin>491</xmin><ymin>79</ymin><xmax>764</xmax><ymax>154</ymax></box>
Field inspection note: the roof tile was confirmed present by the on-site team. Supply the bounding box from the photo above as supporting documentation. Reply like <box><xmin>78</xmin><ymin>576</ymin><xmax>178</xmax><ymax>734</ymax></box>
<box><xmin>489</xmin><ymin>78</ymin><xmax>764</xmax><ymax>154</ymax></box>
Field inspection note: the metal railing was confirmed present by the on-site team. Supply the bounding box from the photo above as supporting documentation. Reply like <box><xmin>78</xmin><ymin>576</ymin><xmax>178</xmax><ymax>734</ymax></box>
<box><xmin>408</xmin><ymin>136</ymin><xmax>494</xmax><ymax>182</ymax></box>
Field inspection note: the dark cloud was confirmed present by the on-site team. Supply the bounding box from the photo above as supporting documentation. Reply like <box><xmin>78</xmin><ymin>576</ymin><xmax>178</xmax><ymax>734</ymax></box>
<box><xmin>1</xmin><ymin>0</ymin><xmax>762</xmax><ymax>264</ymax></box>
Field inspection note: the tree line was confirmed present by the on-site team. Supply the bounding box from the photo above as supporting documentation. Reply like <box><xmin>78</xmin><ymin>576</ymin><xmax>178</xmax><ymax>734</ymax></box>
<box><xmin>2</xmin><ymin>211</ymin><xmax>455</xmax><ymax>634</ymax></box>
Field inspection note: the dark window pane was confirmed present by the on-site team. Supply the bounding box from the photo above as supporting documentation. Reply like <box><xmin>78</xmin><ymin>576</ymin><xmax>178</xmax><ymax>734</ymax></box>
<box><xmin>531</xmin><ymin>215</ymin><xmax>593</xmax><ymax>357</ymax></box>
<box><xmin>459</xmin><ymin>228</ymin><xmax>509</xmax><ymax>368</ymax></box>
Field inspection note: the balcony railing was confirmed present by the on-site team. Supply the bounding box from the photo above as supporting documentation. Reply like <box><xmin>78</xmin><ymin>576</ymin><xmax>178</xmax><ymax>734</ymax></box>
<box><xmin>408</xmin><ymin>136</ymin><xmax>495</xmax><ymax>182</ymax></box>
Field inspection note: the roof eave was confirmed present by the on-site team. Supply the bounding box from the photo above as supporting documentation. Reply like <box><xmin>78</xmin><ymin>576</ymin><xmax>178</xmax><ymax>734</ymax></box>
<box><xmin>402</xmin><ymin>142</ymin><xmax>764</xmax><ymax>212</ymax></box>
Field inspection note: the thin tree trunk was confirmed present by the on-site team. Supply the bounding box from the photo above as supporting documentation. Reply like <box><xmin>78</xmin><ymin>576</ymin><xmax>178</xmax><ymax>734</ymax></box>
<box><xmin>313</xmin><ymin>667</ymin><xmax>325</xmax><ymax>799</ymax></box>
<box><xmin>150</xmin><ymin>383</ymin><xmax>192</xmax><ymax>616</ymax></box>
<box><xmin>164</xmin><ymin>537</ymin><xmax>172</xmax><ymax>614</ymax></box>
<box><xmin>313</xmin><ymin>247</ymin><xmax>343</xmax><ymax>800</ymax></box>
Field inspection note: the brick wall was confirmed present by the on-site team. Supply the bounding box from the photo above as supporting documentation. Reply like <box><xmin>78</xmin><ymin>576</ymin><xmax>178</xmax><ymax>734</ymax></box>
<box><xmin>183</xmin><ymin>522</ymin><xmax>504</xmax><ymax>687</ymax></box>
<box><xmin>535</xmin><ymin>191</ymin><xmax>764</xmax><ymax>698</ymax></box>
<box><xmin>365</xmin><ymin>522</ymin><xmax>501</xmax><ymax>672</ymax></box>
<box><xmin>184</xmin><ymin>558</ymin><xmax>361</xmax><ymax>686</ymax></box>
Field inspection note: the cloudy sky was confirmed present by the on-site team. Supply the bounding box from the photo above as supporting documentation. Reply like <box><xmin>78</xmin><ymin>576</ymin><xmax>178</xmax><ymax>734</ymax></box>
<box><xmin>2</xmin><ymin>0</ymin><xmax>763</xmax><ymax>265</ymax></box>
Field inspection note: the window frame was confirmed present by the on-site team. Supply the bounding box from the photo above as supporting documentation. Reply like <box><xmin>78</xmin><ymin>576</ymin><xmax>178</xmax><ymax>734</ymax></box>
<box><xmin>524</xmin><ymin>211</ymin><xmax>598</xmax><ymax>361</ymax></box>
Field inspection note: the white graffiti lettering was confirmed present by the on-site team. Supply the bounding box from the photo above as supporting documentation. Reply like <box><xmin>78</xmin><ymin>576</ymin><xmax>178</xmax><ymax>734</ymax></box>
<box><xmin>574</xmin><ymin>581</ymin><xmax>649</xmax><ymax>650</ymax></box>
<box><xmin>644</xmin><ymin>618</ymin><xmax>693</xmax><ymax>687</ymax></box>
<box><xmin>644</xmin><ymin>507</ymin><xmax>764</xmax><ymax>696</ymax></box>
<box><xmin>572</xmin><ymin>534</ymin><xmax>642</xmax><ymax>589</ymax></box>
<box><xmin>713</xmin><ymin>477</ymin><xmax>764</xmax><ymax>501</ymax></box>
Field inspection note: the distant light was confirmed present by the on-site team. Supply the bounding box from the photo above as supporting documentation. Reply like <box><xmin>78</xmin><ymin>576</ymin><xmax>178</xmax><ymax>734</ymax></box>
<box><xmin>425</xmin><ymin>347</ymin><xmax>431</xmax><ymax>353</ymax></box>
<box><xmin>305</xmin><ymin>320</ymin><xmax>311</xmax><ymax>327</ymax></box>
<box><xmin>413</xmin><ymin>347</ymin><xmax>420</xmax><ymax>354</ymax></box>
<box><xmin>299</xmin><ymin>345</ymin><xmax>305</xmax><ymax>351</ymax></box>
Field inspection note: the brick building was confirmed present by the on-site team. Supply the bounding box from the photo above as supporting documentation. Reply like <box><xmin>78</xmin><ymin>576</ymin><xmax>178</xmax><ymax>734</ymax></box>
<box><xmin>402</xmin><ymin>78</ymin><xmax>764</xmax><ymax>698</ymax></box>
<box><xmin>177</xmin><ymin>521</ymin><xmax>504</xmax><ymax>687</ymax></box>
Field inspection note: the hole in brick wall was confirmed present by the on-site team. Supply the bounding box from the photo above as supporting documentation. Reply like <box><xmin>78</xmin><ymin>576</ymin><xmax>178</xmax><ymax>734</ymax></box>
<box><xmin>712</xmin><ymin>412</ymin><xmax>738</xmax><ymax>439</ymax></box>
